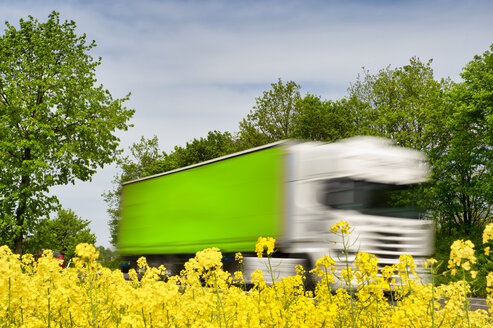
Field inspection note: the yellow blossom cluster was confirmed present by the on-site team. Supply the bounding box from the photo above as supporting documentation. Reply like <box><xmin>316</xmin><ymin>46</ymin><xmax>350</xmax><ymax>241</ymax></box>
<box><xmin>255</xmin><ymin>236</ymin><xmax>275</xmax><ymax>258</ymax></box>
<box><xmin>487</xmin><ymin>272</ymin><xmax>493</xmax><ymax>293</ymax></box>
<box><xmin>0</xmin><ymin>224</ymin><xmax>491</xmax><ymax>327</ymax></box>
<box><xmin>329</xmin><ymin>220</ymin><xmax>351</xmax><ymax>234</ymax></box>
<box><xmin>354</xmin><ymin>252</ymin><xmax>379</xmax><ymax>283</ymax></box>
<box><xmin>75</xmin><ymin>242</ymin><xmax>100</xmax><ymax>260</ymax></box>
<box><xmin>312</xmin><ymin>255</ymin><xmax>336</xmax><ymax>278</ymax></box>
<box><xmin>448</xmin><ymin>239</ymin><xmax>476</xmax><ymax>275</ymax></box>
<box><xmin>483</xmin><ymin>223</ymin><xmax>493</xmax><ymax>244</ymax></box>
<box><xmin>235</xmin><ymin>252</ymin><xmax>243</xmax><ymax>264</ymax></box>
<box><xmin>424</xmin><ymin>257</ymin><xmax>437</xmax><ymax>268</ymax></box>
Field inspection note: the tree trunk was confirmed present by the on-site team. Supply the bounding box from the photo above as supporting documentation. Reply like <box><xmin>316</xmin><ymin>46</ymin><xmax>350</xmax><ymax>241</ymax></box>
<box><xmin>14</xmin><ymin>188</ymin><xmax>27</xmax><ymax>254</ymax></box>
<box><xmin>14</xmin><ymin>234</ymin><xmax>23</xmax><ymax>255</ymax></box>
<box><xmin>14</xmin><ymin>148</ymin><xmax>31</xmax><ymax>254</ymax></box>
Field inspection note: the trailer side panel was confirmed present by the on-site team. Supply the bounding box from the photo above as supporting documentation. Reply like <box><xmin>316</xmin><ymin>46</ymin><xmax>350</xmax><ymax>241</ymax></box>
<box><xmin>118</xmin><ymin>146</ymin><xmax>285</xmax><ymax>255</ymax></box>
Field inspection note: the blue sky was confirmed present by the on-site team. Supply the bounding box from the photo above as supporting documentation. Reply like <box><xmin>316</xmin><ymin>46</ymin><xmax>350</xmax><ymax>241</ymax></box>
<box><xmin>2</xmin><ymin>0</ymin><xmax>492</xmax><ymax>248</ymax></box>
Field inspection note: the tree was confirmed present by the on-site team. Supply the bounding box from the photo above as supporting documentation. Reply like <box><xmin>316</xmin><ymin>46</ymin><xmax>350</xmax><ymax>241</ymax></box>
<box><xmin>238</xmin><ymin>79</ymin><xmax>357</xmax><ymax>146</ymax></box>
<box><xmin>458</xmin><ymin>43</ymin><xmax>493</xmax><ymax>198</ymax></box>
<box><xmin>291</xmin><ymin>94</ymin><xmax>357</xmax><ymax>142</ymax></box>
<box><xmin>24</xmin><ymin>208</ymin><xmax>96</xmax><ymax>260</ymax></box>
<box><xmin>168</xmin><ymin>130</ymin><xmax>238</xmax><ymax>168</ymax></box>
<box><xmin>238</xmin><ymin>79</ymin><xmax>301</xmax><ymax>147</ymax></box>
<box><xmin>348</xmin><ymin>57</ymin><xmax>452</xmax><ymax>152</ymax></box>
<box><xmin>431</xmin><ymin>44</ymin><xmax>493</xmax><ymax>230</ymax></box>
<box><xmin>0</xmin><ymin>12</ymin><xmax>134</xmax><ymax>253</ymax></box>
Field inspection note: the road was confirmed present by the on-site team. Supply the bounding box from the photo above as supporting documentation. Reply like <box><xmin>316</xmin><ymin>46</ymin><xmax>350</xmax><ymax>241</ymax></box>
<box><xmin>469</xmin><ymin>297</ymin><xmax>489</xmax><ymax>311</ymax></box>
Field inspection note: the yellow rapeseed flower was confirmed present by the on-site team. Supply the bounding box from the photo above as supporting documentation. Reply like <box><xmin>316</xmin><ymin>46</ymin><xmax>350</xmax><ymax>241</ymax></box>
<box><xmin>233</xmin><ymin>270</ymin><xmax>244</xmax><ymax>282</ymax></box>
<box><xmin>311</xmin><ymin>256</ymin><xmax>336</xmax><ymax>278</ymax></box>
<box><xmin>340</xmin><ymin>267</ymin><xmax>354</xmax><ymax>282</ymax></box>
<box><xmin>355</xmin><ymin>252</ymin><xmax>378</xmax><ymax>283</ymax></box>
<box><xmin>397</xmin><ymin>254</ymin><xmax>416</xmax><ymax>275</ymax></box>
<box><xmin>235</xmin><ymin>252</ymin><xmax>243</xmax><ymax>264</ymax></box>
<box><xmin>487</xmin><ymin>272</ymin><xmax>493</xmax><ymax>287</ymax></box>
<box><xmin>330</xmin><ymin>220</ymin><xmax>351</xmax><ymax>234</ymax></box>
<box><xmin>255</xmin><ymin>237</ymin><xmax>276</xmax><ymax>258</ymax></box>
<box><xmin>483</xmin><ymin>223</ymin><xmax>493</xmax><ymax>244</ymax></box>
<box><xmin>75</xmin><ymin>243</ymin><xmax>100</xmax><ymax>260</ymax></box>
<box><xmin>448</xmin><ymin>240</ymin><xmax>476</xmax><ymax>273</ymax></box>
<box><xmin>137</xmin><ymin>256</ymin><xmax>148</xmax><ymax>270</ymax></box>
<box><xmin>251</xmin><ymin>269</ymin><xmax>265</xmax><ymax>287</ymax></box>
<box><xmin>487</xmin><ymin>272</ymin><xmax>493</xmax><ymax>293</ymax></box>
<box><xmin>462</xmin><ymin>261</ymin><xmax>471</xmax><ymax>271</ymax></box>
<box><xmin>195</xmin><ymin>247</ymin><xmax>223</xmax><ymax>270</ymax></box>
<box><xmin>426</xmin><ymin>257</ymin><xmax>437</xmax><ymax>266</ymax></box>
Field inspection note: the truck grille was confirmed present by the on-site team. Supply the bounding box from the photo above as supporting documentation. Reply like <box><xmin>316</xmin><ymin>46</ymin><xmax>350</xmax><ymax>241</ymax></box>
<box><xmin>350</xmin><ymin>218</ymin><xmax>433</xmax><ymax>267</ymax></box>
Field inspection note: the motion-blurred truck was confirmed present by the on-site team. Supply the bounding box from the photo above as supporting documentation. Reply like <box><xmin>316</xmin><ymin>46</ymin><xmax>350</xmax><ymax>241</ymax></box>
<box><xmin>118</xmin><ymin>137</ymin><xmax>433</xmax><ymax>282</ymax></box>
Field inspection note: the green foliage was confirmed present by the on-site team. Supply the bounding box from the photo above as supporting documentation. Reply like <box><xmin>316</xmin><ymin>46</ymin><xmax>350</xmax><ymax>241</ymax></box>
<box><xmin>428</xmin><ymin>45</ymin><xmax>493</xmax><ymax>229</ymax></box>
<box><xmin>238</xmin><ymin>79</ymin><xmax>301</xmax><ymax>147</ymax></box>
<box><xmin>434</xmin><ymin>224</ymin><xmax>493</xmax><ymax>297</ymax></box>
<box><xmin>291</xmin><ymin>94</ymin><xmax>357</xmax><ymax>142</ymax></box>
<box><xmin>24</xmin><ymin>208</ymin><xmax>96</xmax><ymax>261</ymax></box>
<box><xmin>348</xmin><ymin>57</ymin><xmax>452</xmax><ymax>151</ymax></box>
<box><xmin>237</xmin><ymin>79</ymin><xmax>356</xmax><ymax>147</ymax></box>
<box><xmin>163</xmin><ymin>130</ymin><xmax>239</xmax><ymax>169</ymax></box>
<box><xmin>459</xmin><ymin>43</ymin><xmax>493</xmax><ymax>149</ymax></box>
<box><xmin>0</xmin><ymin>12</ymin><xmax>134</xmax><ymax>253</ymax></box>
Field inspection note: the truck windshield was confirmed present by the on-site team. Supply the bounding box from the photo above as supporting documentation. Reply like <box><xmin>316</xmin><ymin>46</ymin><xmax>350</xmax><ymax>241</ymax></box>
<box><xmin>319</xmin><ymin>178</ymin><xmax>422</xmax><ymax>219</ymax></box>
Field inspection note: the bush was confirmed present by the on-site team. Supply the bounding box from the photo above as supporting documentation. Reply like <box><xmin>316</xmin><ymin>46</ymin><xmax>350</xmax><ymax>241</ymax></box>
<box><xmin>435</xmin><ymin>224</ymin><xmax>492</xmax><ymax>297</ymax></box>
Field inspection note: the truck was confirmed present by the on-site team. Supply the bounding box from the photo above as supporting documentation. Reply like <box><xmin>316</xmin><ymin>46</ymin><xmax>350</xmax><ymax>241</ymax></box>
<box><xmin>118</xmin><ymin>137</ymin><xmax>434</xmax><ymax>282</ymax></box>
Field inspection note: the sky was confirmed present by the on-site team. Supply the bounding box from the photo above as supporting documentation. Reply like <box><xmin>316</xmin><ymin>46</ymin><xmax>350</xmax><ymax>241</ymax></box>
<box><xmin>1</xmin><ymin>0</ymin><xmax>492</xmax><ymax>248</ymax></box>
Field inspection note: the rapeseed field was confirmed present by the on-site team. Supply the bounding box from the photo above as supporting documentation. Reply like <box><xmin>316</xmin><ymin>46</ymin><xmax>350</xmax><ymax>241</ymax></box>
<box><xmin>0</xmin><ymin>222</ymin><xmax>492</xmax><ymax>327</ymax></box>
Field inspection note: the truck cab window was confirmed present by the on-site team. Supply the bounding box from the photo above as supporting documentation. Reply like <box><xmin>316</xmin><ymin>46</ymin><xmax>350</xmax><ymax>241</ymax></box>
<box><xmin>319</xmin><ymin>178</ymin><xmax>421</xmax><ymax>219</ymax></box>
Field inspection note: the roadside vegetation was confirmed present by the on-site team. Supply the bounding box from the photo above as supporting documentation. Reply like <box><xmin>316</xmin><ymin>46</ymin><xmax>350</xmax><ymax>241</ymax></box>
<box><xmin>0</xmin><ymin>221</ymin><xmax>492</xmax><ymax>327</ymax></box>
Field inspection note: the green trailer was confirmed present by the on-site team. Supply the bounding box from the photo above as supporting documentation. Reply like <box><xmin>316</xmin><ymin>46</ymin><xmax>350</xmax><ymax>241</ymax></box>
<box><xmin>119</xmin><ymin>143</ymin><xmax>286</xmax><ymax>257</ymax></box>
